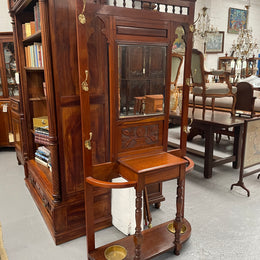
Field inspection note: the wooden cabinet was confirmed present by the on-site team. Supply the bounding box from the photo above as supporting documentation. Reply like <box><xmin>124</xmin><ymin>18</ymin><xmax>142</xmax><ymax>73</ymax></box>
<box><xmin>0</xmin><ymin>32</ymin><xmax>19</xmax><ymax>148</ymax></box>
<box><xmin>76</xmin><ymin>0</ymin><xmax>195</xmax><ymax>258</ymax></box>
<box><xmin>218</xmin><ymin>55</ymin><xmax>260</xmax><ymax>83</ymax></box>
<box><xmin>8</xmin><ymin>0</ymin><xmax>113</xmax><ymax>245</ymax></box>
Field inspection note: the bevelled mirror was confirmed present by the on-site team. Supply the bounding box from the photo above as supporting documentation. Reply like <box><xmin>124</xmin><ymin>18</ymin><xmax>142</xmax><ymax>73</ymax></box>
<box><xmin>118</xmin><ymin>44</ymin><xmax>166</xmax><ymax>117</ymax></box>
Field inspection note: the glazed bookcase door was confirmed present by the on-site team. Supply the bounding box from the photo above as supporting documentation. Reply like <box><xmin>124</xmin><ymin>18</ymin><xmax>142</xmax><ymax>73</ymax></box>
<box><xmin>0</xmin><ymin>32</ymin><xmax>18</xmax><ymax>147</ymax></box>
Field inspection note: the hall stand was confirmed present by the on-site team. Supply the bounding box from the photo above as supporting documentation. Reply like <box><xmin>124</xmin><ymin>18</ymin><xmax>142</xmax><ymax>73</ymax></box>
<box><xmin>76</xmin><ymin>0</ymin><xmax>196</xmax><ymax>258</ymax></box>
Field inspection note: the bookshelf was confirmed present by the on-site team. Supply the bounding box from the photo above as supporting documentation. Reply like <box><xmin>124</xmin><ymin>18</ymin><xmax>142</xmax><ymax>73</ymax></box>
<box><xmin>8</xmin><ymin>0</ymin><xmax>113</xmax><ymax>245</ymax></box>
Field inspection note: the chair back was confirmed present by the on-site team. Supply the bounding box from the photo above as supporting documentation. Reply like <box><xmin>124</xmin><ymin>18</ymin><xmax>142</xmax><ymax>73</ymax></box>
<box><xmin>235</xmin><ymin>81</ymin><xmax>255</xmax><ymax>116</ymax></box>
<box><xmin>191</xmin><ymin>49</ymin><xmax>205</xmax><ymax>86</ymax></box>
<box><xmin>171</xmin><ymin>52</ymin><xmax>183</xmax><ymax>86</ymax></box>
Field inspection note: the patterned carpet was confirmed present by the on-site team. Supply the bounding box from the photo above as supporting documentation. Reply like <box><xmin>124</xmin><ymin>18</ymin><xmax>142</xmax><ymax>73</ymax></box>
<box><xmin>0</xmin><ymin>222</ymin><xmax>8</xmax><ymax>260</ymax></box>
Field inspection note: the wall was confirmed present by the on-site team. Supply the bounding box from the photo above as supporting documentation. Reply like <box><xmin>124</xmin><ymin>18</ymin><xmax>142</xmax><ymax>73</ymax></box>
<box><xmin>0</xmin><ymin>0</ymin><xmax>12</xmax><ymax>32</ymax></box>
<box><xmin>194</xmin><ymin>0</ymin><xmax>260</xmax><ymax>70</ymax></box>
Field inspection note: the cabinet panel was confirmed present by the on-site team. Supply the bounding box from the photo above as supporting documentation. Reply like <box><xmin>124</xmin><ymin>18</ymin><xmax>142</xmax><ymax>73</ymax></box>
<box><xmin>0</xmin><ymin>100</ymin><xmax>11</xmax><ymax>146</ymax></box>
<box><xmin>61</xmin><ymin>104</ymin><xmax>84</xmax><ymax>194</ymax></box>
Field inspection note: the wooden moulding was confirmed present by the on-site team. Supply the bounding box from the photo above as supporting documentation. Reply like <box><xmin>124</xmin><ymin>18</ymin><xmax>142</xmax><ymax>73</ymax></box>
<box><xmin>89</xmin><ymin>219</ymin><xmax>191</xmax><ymax>260</ymax></box>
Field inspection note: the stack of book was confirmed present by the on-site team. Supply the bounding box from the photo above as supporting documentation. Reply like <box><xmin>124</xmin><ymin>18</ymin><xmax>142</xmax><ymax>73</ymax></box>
<box><xmin>34</xmin><ymin>125</ymin><xmax>49</xmax><ymax>144</ymax></box>
<box><xmin>24</xmin><ymin>42</ymin><xmax>44</xmax><ymax>68</ymax></box>
<box><xmin>22</xmin><ymin>2</ymin><xmax>41</xmax><ymax>38</ymax></box>
<box><xmin>35</xmin><ymin>146</ymin><xmax>52</xmax><ymax>171</ymax></box>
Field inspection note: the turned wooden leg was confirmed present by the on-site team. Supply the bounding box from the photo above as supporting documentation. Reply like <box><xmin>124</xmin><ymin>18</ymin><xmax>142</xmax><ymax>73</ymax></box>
<box><xmin>134</xmin><ymin>188</ymin><xmax>143</xmax><ymax>260</ymax></box>
<box><xmin>174</xmin><ymin>170</ymin><xmax>185</xmax><ymax>255</ymax></box>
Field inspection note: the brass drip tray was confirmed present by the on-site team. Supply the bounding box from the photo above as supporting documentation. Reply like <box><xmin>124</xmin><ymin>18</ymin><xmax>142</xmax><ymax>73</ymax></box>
<box><xmin>167</xmin><ymin>222</ymin><xmax>187</xmax><ymax>234</ymax></box>
<box><xmin>104</xmin><ymin>245</ymin><xmax>127</xmax><ymax>260</ymax></box>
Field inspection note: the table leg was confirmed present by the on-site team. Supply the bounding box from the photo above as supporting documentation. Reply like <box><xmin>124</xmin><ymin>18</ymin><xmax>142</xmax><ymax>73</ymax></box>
<box><xmin>134</xmin><ymin>188</ymin><xmax>143</xmax><ymax>260</ymax></box>
<box><xmin>233</xmin><ymin>125</ymin><xmax>243</xmax><ymax>169</ymax></box>
<box><xmin>204</xmin><ymin>126</ymin><xmax>214</xmax><ymax>178</ymax></box>
<box><xmin>174</xmin><ymin>166</ymin><xmax>185</xmax><ymax>255</ymax></box>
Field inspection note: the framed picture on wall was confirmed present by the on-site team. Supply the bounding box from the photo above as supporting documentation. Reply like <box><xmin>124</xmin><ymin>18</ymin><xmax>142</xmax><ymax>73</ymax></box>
<box><xmin>228</xmin><ymin>8</ymin><xmax>248</xmax><ymax>34</ymax></box>
<box><xmin>204</xmin><ymin>31</ymin><xmax>224</xmax><ymax>54</ymax></box>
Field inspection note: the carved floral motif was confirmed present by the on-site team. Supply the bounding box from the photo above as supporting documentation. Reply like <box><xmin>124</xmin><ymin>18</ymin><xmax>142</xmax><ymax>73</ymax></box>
<box><xmin>121</xmin><ymin>125</ymin><xmax>159</xmax><ymax>150</ymax></box>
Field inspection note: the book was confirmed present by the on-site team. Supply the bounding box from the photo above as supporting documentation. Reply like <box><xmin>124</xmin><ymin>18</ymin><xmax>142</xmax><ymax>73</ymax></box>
<box><xmin>38</xmin><ymin>146</ymin><xmax>51</xmax><ymax>156</ymax></box>
<box><xmin>35</xmin><ymin>151</ymin><xmax>49</xmax><ymax>163</ymax></box>
<box><xmin>35</xmin><ymin>156</ymin><xmax>48</xmax><ymax>167</ymax></box>
<box><xmin>30</xmin><ymin>21</ymin><xmax>36</xmax><ymax>35</ymax></box>
<box><xmin>35</xmin><ymin>127</ymin><xmax>49</xmax><ymax>136</ymax></box>
<box><xmin>22</xmin><ymin>24</ymin><xmax>26</xmax><ymax>39</ymax></box>
<box><xmin>36</xmin><ymin>2</ymin><xmax>41</xmax><ymax>31</ymax></box>
<box><xmin>36</xmin><ymin>149</ymin><xmax>50</xmax><ymax>159</ymax></box>
<box><xmin>25</xmin><ymin>23</ymin><xmax>31</xmax><ymax>37</ymax></box>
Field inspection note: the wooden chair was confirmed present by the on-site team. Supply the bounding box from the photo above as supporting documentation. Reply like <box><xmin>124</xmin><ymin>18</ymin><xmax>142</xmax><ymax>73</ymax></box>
<box><xmin>191</xmin><ymin>49</ymin><xmax>237</xmax><ymax>117</ymax></box>
<box><xmin>170</xmin><ymin>52</ymin><xmax>183</xmax><ymax>111</ymax></box>
<box><xmin>216</xmin><ymin>81</ymin><xmax>257</xmax><ymax>144</ymax></box>
<box><xmin>235</xmin><ymin>81</ymin><xmax>256</xmax><ymax>117</ymax></box>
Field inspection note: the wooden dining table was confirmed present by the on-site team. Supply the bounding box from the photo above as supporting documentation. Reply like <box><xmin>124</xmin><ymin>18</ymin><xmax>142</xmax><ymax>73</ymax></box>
<box><xmin>169</xmin><ymin>108</ymin><xmax>245</xmax><ymax>178</ymax></box>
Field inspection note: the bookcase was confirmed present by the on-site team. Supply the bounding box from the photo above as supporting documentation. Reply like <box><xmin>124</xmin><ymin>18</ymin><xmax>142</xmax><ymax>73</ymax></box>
<box><xmin>0</xmin><ymin>32</ymin><xmax>18</xmax><ymax>148</ymax></box>
<box><xmin>8</xmin><ymin>0</ymin><xmax>113</xmax><ymax>245</ymax></box>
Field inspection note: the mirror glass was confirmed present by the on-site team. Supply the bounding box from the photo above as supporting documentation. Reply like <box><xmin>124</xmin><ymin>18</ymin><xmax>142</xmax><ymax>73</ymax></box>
<box><xmin>118</xmin><ymin>44</ymin><xmax>166</xmax><ymax>117</ymax></box>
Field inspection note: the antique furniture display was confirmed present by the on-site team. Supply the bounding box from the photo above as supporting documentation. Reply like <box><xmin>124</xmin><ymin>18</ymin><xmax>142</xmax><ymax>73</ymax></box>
<box><xmin>231</xmin><ymin>117</ymin><xmax>260</xmax><ymax>197</ymax></box>
<box><xmin>218</xmin><ymin>55</ymin><xmax>259</xmax><ymax>83</ymax></box>
<box><xmin>191</xmin><ymin>49</ymin><xmax>237</xmax><ymax>117</ymax></box>
<box><xmin>7</xmin><ymin>0</ymin><xmax>111</xmax><ymax>245</ymax></box>
<box><xmin>170</xmin><ymin>108</ymin><xmax>245</xmax><ymax>178</ymax></box>
<box><xmin>0</xmin><ymin>32</ymin><xmax>18</xmax><ymax>148</ymax></box>
<box><xmin>76</xmin><ymin>0</ymin><xmax>195</xmax><ymax>258</ymax></box>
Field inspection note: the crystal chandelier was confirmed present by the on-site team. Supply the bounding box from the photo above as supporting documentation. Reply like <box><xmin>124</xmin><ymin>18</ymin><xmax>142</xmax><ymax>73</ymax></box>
<box><xmin>193</xmin><ymin>7</ymin><xmax>218</xmax><ymax>39</ymax></box>
<box><xmin>230</xmin><ymin>1</ymin><xmax>258</xmax><ymax>60</ymax></box>
<box><xmin>231</xmin><ymin>28</ymin><xmax>258</xmax><ymax>60</ymax></box>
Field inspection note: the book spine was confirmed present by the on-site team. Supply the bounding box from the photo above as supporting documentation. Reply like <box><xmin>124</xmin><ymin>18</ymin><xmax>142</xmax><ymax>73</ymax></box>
<box><xmin>38</xmin><ymin>146</ymin><xmax>51</xmax><ymax>156</ymax></box>
<box><xmin>34</xmin><ymin>5</ymin><xmax>38</xmax><ymax>32</ymax></box>
<box><xmin>40</xmin><ymin>45</ymin><xmax>44</xmax><ymax>67</ymax></box>
<box><xmin>22</xmin><ymin>24</ymin><xmax>26</xmax><ymax>39</ymax></box>
<box><xmin>36</xmin><ymin>2</ymin><xmax>41</xmax><ymax>31</ymax></box>
<box><xmin>34</xmin><ymin>43</ymin><xmax>38</xmax><ymax>67</ymax></box>
<box><xmin>35</xmin><ymin>157</ymin><xmax>48</xmax><ymax>167</ymax></box>
<box><xmin>35</xmin><ymin>151</ymin><xmax>49</xmax><ymax>161</ymax></box>
<box><xmin>25</xmin><ymin>23</ymin><xmax>31</xmax><ymax>37</ymax></box>
<box><xmin>30</xmin><ymin>21</ymin><xmax>36</xmax><ymax>35</ymax></box>
<box><xmin>35</xmin><ymin>149</ymin><xmax>49</xmax><ymax>158</ymax></box>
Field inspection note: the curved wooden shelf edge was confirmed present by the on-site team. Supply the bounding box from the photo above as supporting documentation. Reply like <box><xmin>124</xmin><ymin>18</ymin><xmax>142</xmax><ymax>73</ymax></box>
<box><xmin>184</xmin><ymin>156</ymin><xmax>194</xmax><ymax>174</ymax></box>
<box><xmin>86</xmin><ymin>176</ymin><xmax>137</xmax><ymax>189</ymax></box>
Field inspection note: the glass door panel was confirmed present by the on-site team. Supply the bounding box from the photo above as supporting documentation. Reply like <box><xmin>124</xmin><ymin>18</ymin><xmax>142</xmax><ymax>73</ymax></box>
<box><xmin>3</xmin><ymin>42</ymin><xmax>18</xmax><ymax>97</ymax></box>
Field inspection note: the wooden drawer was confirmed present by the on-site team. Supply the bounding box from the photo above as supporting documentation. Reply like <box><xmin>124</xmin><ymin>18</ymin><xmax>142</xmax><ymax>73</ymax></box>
<box><xmin>11</xmin><ymin>99</ymin><xmax>20</xmax><ymax>112</ymax></box>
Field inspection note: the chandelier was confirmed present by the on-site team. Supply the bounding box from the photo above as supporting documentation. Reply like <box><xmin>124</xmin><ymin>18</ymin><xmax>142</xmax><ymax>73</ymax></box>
<box><xmin>193</xmin><ymin>7</ymin><xmax>218</xmax><ymax>39</ymax></box>
<box><xmin>231</xmin><ymin>28</ymin><xmax>258</xmax><ymax>60</ymax></box>
<box><xmin>230</xmin><ymin>1</ymin><xmax>258</xmax><ymax>60</ymax></box>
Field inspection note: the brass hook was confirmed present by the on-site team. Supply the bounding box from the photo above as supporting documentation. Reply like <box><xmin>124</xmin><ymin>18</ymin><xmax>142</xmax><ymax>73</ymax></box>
<box><xmin>183</xmin><ymin>118</ymin><xmax>193</xmax><ymax>134</ymax></box>
<box><xmin>81</xmin><ymin>70</ymin><xmax>89</xmax><ymax>92</ymax></box>
<box><xmin>78</xmin><ymin>0</ymin><xmax>87</xmax><ymax>24</ymax></box>
<box><xmin>85</xmin><ymin>132</ymin><xmax>92</xmax><ymax>150</ymax></box>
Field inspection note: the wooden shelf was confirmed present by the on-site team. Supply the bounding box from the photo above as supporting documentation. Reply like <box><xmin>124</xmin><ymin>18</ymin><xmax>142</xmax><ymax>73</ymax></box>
<box><xmin>27</xmin><ymin>159</ymin><xmax>53</xmax><ymax>195</ymax></box>
<box><xmin>29</xmin><ymin>96</ymin><xmax>47</xmax><ymax>101</ymax></box>
<box><xmin>25</xmin><ymin>67</ymin><xmax>44</xmax><ymax>72</ymax></box>
<box><xmin>23</xmin><ymin>30</ymin><xmax>41</xmax><ymax>44</ymax></box>
<box><xmin>89</xmin><ymin>219</ymin><xmax>191</xmax><ymax>260</ymax></box>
